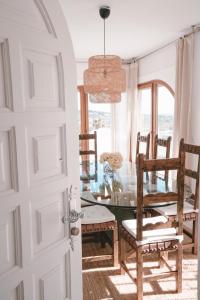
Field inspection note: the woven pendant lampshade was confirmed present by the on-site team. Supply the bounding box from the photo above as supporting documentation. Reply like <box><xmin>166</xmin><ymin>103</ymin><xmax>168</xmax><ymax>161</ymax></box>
<box><xmin>84</xmin><ymin>6</ymin><xmax>126</xmax><ymax>103</ymax></box>
<box><xmin>89</xmin><ymin>92</ymin><xmax>121</xmax><ymax>103</ymax></box>
<box><xmin>84</xmin><ymin>55</ymin><xmax>126</xmax><ymax>94</ymax></box>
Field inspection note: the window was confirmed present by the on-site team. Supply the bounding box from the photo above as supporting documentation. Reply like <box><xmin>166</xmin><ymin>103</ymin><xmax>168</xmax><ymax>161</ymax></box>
<box><xmin>138</xmin><ymin>80</ymin><xmax>175</xmax><ymax>155</ymax></box>
<box><xmin>157</xmin><ymin>84</ymin><xmax>174</xmax><ymax>138</ymax></box>
<box><xmin>138</xmin><ymin>87</ymin><xmax>151</xmax><ymax>135</ymax></box>
<box><xmin>88</xmin><ymin>101</ymin><xmax>112</xmax><ymax>155</ymax></box>
<box><xmin>78</xmin><ymin>87</ymin><xmax>112</xmax><ymax>157</ymax></box>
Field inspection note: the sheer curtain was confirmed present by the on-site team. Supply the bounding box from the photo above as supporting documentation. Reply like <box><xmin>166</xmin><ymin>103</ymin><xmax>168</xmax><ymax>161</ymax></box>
<box><xmin>173</xmin><ymin>35</ymin><xmax>194</xmax><ymax>156</ymax></box>
<box><xmin>112</xmin><ymin>62</ymin><xmax>139</xmax><ymax>162</ymax></box>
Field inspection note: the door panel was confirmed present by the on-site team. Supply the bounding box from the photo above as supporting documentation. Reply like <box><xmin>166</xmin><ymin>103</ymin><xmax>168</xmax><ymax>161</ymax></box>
<box><xmin>30</xmin><ymin>192</ymin><xmax>67</xmax><ymax>255</ymax></box>
<box><xmin>0</xmin><ymin>127</ymin><xmax>18</xmax><ymax>194</ymax></box>
<box><xmin>26</xmin><ymin>124</ymin><xmax>67</xmax><ymax>186</ymax></box>
<box><xmin>9</xmin><ymin>282</ymin><xmax>24</xmax><ymax>300</ymax></box>
<box><xmin>0</xmin><ymin>38</ymin><xmax>13</xmax><ymax>112</ymax></box>
<box><xmin>33</xmin><ymin>259</ymin><xmax>68</xmax><ymax>300</ymax></box>
<box><xmin>23</xmin><ymin>49</ymin><xmax>65</xmax><ymax>110</ymax></box>
<box><xmin>0</xmin><ymin>207</ymin><xmax>18</xmax><ymax>274</ymax></box>
<box><xmin>0</xmin><ymin>1</ymin><xmax>82</xmax><ymax>299</ymax></box>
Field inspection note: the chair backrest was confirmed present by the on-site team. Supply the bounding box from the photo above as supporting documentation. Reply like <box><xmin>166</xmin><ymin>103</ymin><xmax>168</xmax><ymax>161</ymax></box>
<box><xmin>153</xmin><ymin>135</ymin><xmax>171</xmax><ymax>159</ymax></box>
<box><xmin>179</xmin><ymin>138</ymin><xmax>200</xmax><ymax>210</ymax></box>
<box><xmin>153</xmin><ymin>135</ymin><xmax>172</xmax><ymax>180</ymax></box>
<box><xmin>79</xmin><ymin>131</ymin><xmax>97</xmax><ymax>180</ymax></box>
<box><xmin>136</xmin><ymin>132</ymin><xmax>151</xmax><ymax>161</ymax></box>
<box><xmin>136</xmin><ymin>153</ymin><xmax>185</xmax><ymax>242</ymax></box>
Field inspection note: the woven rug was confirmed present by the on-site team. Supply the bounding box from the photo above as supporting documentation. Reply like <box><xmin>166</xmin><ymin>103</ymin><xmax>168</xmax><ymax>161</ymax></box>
<box><xmin>82</xmin><ymin>242</ymin><xmax>198</xmax><ymax>300</ymax></box>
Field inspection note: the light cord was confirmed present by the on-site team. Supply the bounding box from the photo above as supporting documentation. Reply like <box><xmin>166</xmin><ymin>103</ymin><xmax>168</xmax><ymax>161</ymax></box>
<box><xmin>104</xmin><ymin>18</ymin><xmax>106</xmax><ymax>58</ymax></box>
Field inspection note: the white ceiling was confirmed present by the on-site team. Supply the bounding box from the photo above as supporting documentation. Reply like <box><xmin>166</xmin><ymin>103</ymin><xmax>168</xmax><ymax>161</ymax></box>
<box><xmin>63</xmin><ymin>0</ymin><xmax>200</xmax><ymax>60</ymax></box>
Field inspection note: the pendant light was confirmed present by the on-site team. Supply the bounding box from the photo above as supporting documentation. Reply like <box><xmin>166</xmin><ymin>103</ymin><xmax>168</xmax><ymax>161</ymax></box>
<box><xmin>84</xmin><ymin>6</ymin><xmax>126</xmax><ymax>103</ymax></box>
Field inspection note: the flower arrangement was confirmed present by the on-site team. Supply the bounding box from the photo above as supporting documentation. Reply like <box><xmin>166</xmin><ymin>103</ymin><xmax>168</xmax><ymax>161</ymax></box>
<box><xmin>99</xmin><ymin>152</ymin><xmax>123</xmax><ymax>170</ymax></box>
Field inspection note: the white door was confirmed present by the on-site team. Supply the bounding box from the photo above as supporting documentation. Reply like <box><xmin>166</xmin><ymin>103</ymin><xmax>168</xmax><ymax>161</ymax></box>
<box><xmin>0</xmin><ymin>1</ymin><xmax>82</xmax><ymax>299</ymax></box>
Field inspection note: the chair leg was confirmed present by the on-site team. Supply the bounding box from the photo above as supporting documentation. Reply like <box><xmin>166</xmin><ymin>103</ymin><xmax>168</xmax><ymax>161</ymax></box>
<box><xmin>192</xmin><ymin>219</ymin><xmax>198</xmax><ymax>255</ymax></box>
<box><xmin>94</xmin><ymin>232</ymin><xmax>100</xmax><ymax>244</ymax></box>
<box><xmin>113</xmin><ymin>226</ymin><xmax>119</xmax><ymax>267</ymax></box>
<box><xmin>100</xmin><ymin>232</ymin><xmax>106</xmax><ymax>248</ymax></box>
<box><xmin>159</xmin><ymin>251</ymin><xmax>168</xmax><ymax>268</ymax></box>
<box><xmin>120</xmin><ymin>236</ymin><xmax>126</xmax><ymax>275</ymax></box>
<box><xmin>136</xmin><ymin>248</ymin><xmax>143</xmax><ymax>300</ymax></box>
<box><xmin>176</xmin><ymin>243</ymin><xmax>183</xmax><ymax>293</ymax></box>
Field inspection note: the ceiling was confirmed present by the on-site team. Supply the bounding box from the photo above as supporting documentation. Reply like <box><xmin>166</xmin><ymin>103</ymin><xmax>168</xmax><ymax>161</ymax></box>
<box><xmin>63</xmin><ymin>0</ymin><xmax>200</xmax><ymax>61</ymax></box>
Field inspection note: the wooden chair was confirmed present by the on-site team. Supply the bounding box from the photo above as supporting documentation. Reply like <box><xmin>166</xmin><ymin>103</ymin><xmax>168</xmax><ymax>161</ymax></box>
<box><xmin>81</xmin><ymin>205</ymin><xmax>118</xmax><ymax>267</ymax></box>
<box><xmin>79</xmin><ymin>131</ymin><xmax>97</xmax><ymax>181</ymax></box>
<box><xmin>155</xmin><ymin>138</ymin><xmax>200</xmax><ymax>254</ymax></box>
<box><xmin>120</xmin><ymin>153</ymin><xmax>185</xmax><ymax>300</ymax></box>
<box><xmin>136</xmin><ymin>132</ymin><xmax>150</xmax><ymax>161</ymax></box>
<box><xmin>153</xmin><ymin>135</ymin><xmax>172</xmax><ymax>180</ymax></box>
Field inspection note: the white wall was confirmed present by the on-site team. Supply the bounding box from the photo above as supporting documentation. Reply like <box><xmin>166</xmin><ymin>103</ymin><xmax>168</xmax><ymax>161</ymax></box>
<box><xmin>138</xmin><ymin>44</ymin><xmax>176</xmax><ymax>90</ymax></box>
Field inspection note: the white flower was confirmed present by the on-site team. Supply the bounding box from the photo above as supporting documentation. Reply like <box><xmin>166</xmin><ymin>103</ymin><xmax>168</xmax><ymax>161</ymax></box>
<box><xmin>99</xmin><ymin>152</ymin><xmax>110</xmax><ymax>163</ymax></box>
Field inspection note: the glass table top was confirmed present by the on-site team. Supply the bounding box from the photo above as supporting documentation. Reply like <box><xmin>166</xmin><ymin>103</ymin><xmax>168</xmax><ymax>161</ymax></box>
<box><xmin>80</xmin><ymin>162</ymin><xmax>191</xmax><ymax>210</ymax></box>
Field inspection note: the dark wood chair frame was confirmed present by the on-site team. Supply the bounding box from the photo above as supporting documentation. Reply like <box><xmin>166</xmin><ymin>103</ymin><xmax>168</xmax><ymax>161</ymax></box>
<box><xmin>79</xmin><ymin>131</ymin><xmax>97</xmax><ymax>181</ymax></box>
<box><xmin>120</xmin><ymin>153</ymin><xmax>185</xmax><ymax>300</ymax></box>
<box><xmin>82</xmin><ymin>220</ymin><xmax>118</xmax><ymax>267</ymax></box>
<box><xmin>136</xmin><ymin>132</ymin><xmax>151</xmax><ymax>161</ymax></box>
<box><xmin>153</xmin><ymin>134</ymin><xmax>172</xmax><ymax>181</ymax></box>
<box><xmin>136</xmin><ymin>132</ymin><xmax>151</xmax><ymax>182</ymax></box>
<box><xmin>168</xmin><ymin>138</ymin><xmax>199</xmax><ymax>255</ymax></box>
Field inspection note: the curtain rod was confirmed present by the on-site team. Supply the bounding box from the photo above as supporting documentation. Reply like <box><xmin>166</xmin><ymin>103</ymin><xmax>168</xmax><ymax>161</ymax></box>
<box><xmin>123</xmin><ymin>25</ymin><xmax>200</xmax><ymax>64</ymax></box>
<box><xmin>122</xmin><ymin>38</ymin><xmax>176</xmax><ymax>65</ymax></box>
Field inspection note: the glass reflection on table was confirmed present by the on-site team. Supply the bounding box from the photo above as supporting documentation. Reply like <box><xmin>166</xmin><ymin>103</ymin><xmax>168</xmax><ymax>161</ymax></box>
<box><xmin>80</xmin><ymin>162</ymin><xmax>187</xmax><ymax>210</ymax></box>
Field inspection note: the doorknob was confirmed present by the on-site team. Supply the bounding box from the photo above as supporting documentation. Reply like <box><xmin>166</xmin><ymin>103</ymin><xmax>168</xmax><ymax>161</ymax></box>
<box><xmin>62</xmin><ymin>209</ymin><xmax>84</xmax><ymax>224</ymax></box>
<box><xmin>71</xmin><ymin>227</ymin><xmax>80</xmax><ymax>236</ymax></box>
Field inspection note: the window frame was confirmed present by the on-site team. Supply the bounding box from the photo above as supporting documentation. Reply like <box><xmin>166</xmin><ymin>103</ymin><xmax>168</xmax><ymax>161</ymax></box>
<box><xmin>138</xmin><ymin>80</ymin><xmax>175</xmax><ymax>156</ymax></box>
<box><xmin>78</xmin><ymin>85</ymin><xmax>89</xmax><ymax>134</ymax></box>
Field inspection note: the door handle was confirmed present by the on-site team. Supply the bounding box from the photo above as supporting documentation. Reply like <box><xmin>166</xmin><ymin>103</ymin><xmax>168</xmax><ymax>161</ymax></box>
<box><xmin>71</xmin><ymin>227</ymin><xmax>80</xmax><ymax>236</ymax></box>
<box><xmin>62</xmin><ymin>209</ymin><xmax>84</xmax><ymax>224</ymax></box>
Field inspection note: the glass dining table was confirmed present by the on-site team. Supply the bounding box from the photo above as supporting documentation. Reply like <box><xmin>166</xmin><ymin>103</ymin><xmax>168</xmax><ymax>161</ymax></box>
<box><xmin>80</xmin><ymin>161</ymin><xmax>191</xmax><ymax>211</ymax></box>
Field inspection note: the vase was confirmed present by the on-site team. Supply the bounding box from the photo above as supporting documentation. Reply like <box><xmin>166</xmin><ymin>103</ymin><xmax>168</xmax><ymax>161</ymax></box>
<box><xmin>103</xmin><ymin>161</ymin><xmax>115</xmax><ymax>178</ymax></box>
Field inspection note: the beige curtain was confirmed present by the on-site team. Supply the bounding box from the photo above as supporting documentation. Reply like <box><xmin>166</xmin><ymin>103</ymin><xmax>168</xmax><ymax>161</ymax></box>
<box><xmin>112</xmin><ymin>62</ymin><xmax>138</xmax><ymax>161</ymax></box>
<box><xmin>173</xmin><ymin>35</ymin><xmax>194</xmax><ymax>155</ymax></box>
<box><xmin>127</xmin><ymin>62</ymin><xmax>139</xmax><ymax>161</ymax></box>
